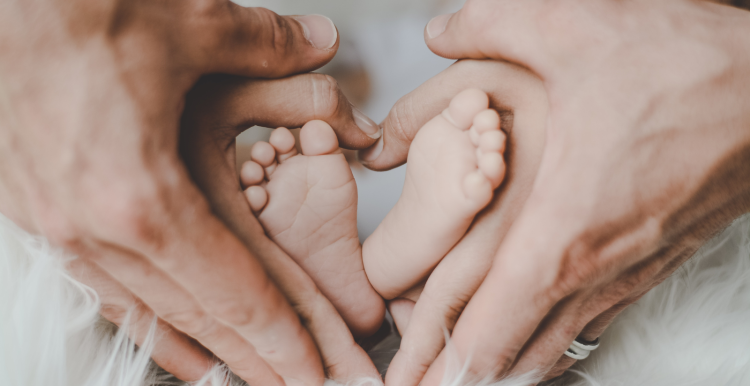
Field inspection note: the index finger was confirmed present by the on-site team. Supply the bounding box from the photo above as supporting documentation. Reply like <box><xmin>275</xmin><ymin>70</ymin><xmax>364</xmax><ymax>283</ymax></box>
<box><xmin>184</xmin><ymin>74</ymin><xmax>381</xmax><ymax>152</ymax></box>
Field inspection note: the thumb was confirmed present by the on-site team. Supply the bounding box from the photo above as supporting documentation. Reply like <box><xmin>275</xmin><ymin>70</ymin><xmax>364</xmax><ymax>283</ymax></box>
<box><xmin>423</xmin><ymin>1</ymin><xmax>548</xmax><ymax>74</ymax></box>
<box><xmin>361</xmin><ymin>59</ymin><xmax>541</xmax><ymax>171</ymax></box>
<box><xmin>189</xmin><ymin>2</ymin><xmax>339</xmax><ymax>77</ymax></box>
<box><xmin>359</xmin><ymin>62</ymin><xmax>484</xmax><ymax>171</ymax></box>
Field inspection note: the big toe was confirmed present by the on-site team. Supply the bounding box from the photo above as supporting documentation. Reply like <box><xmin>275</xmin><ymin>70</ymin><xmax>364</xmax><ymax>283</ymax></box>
<box><xmin>300</xmin><ymin>120</ymin><xmax>340</xmax><ymax>156</ymax></box>
<box><xmin>444</xmin><ymin>88</ymin><xmax>490</xmax><ymax>130</ymax></box>
<box><xmin>269</xmin><ymin>127</ymin><xmax>299</xmax><ymax>163</ymax></box>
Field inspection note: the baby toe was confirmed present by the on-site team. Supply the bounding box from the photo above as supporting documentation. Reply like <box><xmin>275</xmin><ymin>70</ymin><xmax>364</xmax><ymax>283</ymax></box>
<box><xmin>244</xmin><ymin>186</ymin><xmax>268</xmax><ymax>213</ymax></box>
<box><xmin>269</xmin><ymin>127</ymin><xmax>298</xmax><ymax>163</ymax></box>
<box><xmin>299</xmin><ymin>120</ymin><xmax>340</xmax><ymax>156</ymax></box>
<box><xmin>463</xmin><ymin>170</ymin><xmax>493</xmax><ymax>207</ymax></box>
<box><xmin>251</xmin><ymin>141</ymin><xmax>276</xmax><ymax>167</ymax></box>
<box><xmin>445</xmin><ymin>89</ymin><xmax>490</xmax><ymax>130</ymax></box>
<box><xmin>473</xmin><ymin>109</ymin><xmax>501</xmax><ymax>134</ymax></box>
<box><xmin>240</xmin><ymin>161</ymin><xmax>266</xmax><ymax>188</ymax></box>
<box><xmin>470</xmin><ymin>125</ymin><xmax>481</xmax><ymax>146</ymax></box>
<box><xmin>250</xmin><ymin>141</ymin><xmax>278</xmax><ymax>176</ymax></box>
<box><xmin>479</xmin><ymin>130</ymin><xmax>506</xmax><ymax>154</ymax></box>
<box><xmin>479</xmin><ymin>152</ymin><xmax>506</xmax><ymax>188</ymax></box>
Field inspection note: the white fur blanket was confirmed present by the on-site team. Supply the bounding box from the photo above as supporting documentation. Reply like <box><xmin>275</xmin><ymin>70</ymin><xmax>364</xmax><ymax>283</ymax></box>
<box><xmin>2</xmin><ymin>213</ymin><xmax>750</xmax><ymax>386</ymax></box>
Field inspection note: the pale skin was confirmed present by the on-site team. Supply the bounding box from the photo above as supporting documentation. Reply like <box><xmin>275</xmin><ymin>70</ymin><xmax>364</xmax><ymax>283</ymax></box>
<box><xmin>5</xmin><ymin>0</ymin><xmax>750</xmax><ymax>384</ymax></box>
<box><xmin>363</xmin><ymin>89</ymin><xmax>507</xmax><ymax>300</ymax></box>
<box><xmin>0</xmin><ymin>1</ymin><xmax>383</xmax><ymax>384</ymax></box>
<box><xmin>240</xmin><ymin>121</ymin><xmax>386</xmax><ymax>338</ymax></box>
<box><xmin>179</xmin><ymin>75</ymin><xmax>382</xmax><ymax>383</ymax></box>
<box><xmin>237</xmin><ymin>90</ymin><xmax>507</xmax><ymax>325</ymax></box>
<box><xmin>367</xmin><ymin>59</ymin><xmax>549</xmax><ymax>385</ymax></box>
<box><xmin>359</xmin><ymin>0</ymin><xmax>750</xmax><ymax>384</ymax></box>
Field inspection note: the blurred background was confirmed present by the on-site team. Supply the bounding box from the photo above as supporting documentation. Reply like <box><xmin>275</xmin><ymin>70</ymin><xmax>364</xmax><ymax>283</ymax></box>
<box><xmin>232</xmin><ymin>0</ymin><xmax>464</xmax><ymax>240</ymax></box>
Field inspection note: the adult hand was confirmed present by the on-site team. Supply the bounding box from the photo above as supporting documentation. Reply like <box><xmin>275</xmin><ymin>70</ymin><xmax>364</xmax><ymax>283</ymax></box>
<box><xmin>363</xmin><ymin>59</ymin><xmax>550</xmax><ymax>386</ymax></box>
<box><xmin>363</xmin><ymin>0</ymin><xmax>750</xmax><ymax>383</ymax></box>
<box><xmin>0</xmin><ymin>1</ymin><xmax>380</xmax><ymax>384</ymax></box>
<box><xmin>180</xmin><ymin>73</ymin><xmax>382</xmax><ymax>383</ymax></box>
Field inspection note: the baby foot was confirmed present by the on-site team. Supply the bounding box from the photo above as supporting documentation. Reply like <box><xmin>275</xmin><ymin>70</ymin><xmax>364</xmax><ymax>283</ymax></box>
<box><xmin>363</xmin><ymin>89</ymin><xmax>507</xmax><ymax>299</ymax></box>
<box><xmin>241</xmin><ymin>121</ymin><xmax>385</xmax><ymax>337</ymax></box>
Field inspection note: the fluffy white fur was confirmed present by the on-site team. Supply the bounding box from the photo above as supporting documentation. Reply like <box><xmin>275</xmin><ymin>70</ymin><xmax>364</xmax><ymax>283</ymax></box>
<box><xmin>1</xmin><ymin>213</ymin><xmax>749</xmax><ymax>386</ymax></box>
<box><xmin>552</xmin><ymin>215</ymin><xmax>750</xmax><ymax>386</ymax></box>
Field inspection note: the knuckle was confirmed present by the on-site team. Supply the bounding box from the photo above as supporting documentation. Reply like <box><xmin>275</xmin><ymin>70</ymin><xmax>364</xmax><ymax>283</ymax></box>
<box><xmin>211</xmin><ymin>301</ymin><xmax>259</xmax><ymax>328</ymax></box>
<box><xmin>209</xmin><ymin>278</ymin><xmax>283</xmax><ymax>329</ymax></box>
<box><xmin>88</xmin><ymin>185</ymin><xmax>166</xmax><ymax>249</ymax></box>
<box><xmin>31</xmin><ymin>199</ymin><xmax>83</xmax><ymax>250</ymax></box>
<box><xmin>207</xmin><ymin>286</ymin><xmax>274</xmax><ymax>328</ymax></box>
<box><xmin>103</xmin><ymin>200</ymin><xmax>149</xmax><ymax>238</ymax></box>
<box><xmin>443</xmin><ymin>302</ymin><xmax>465</xmax><ymax>328</ymax></box>
<box><xmin>461</xmin><ymin>0</ymin><xmax>493</xmax><ymax>30</ymax></box>
<box><xmin>37</xmin><ymin>214</ymin><xmax>80</xmax><ymax>249</ymax></box>
<box><xmin>256</xmin><ymin>8</ymin><xmax>294</xmax><ymax>58</ymax></box>
<box><xmin>99</xmin><ymin>302</ymin><xmax>150</xmax><ymax>327</ymax></box>
<box><xmin>550</xmin><ymin>227</ymin><xmax>671</xmax><ymax>308</ymax></box>
<box><xmin>426</xmin><ymin>287</ymin><xmax>469</xmax><ymax>328</ymax></box>
<box><xmin>163</xmin><ymin>309</ymin><xmax>216</xmax><ymax>337</ymax></box>
<box><xmin>611</xmin><ymin>258</ymin><xmax>664</xmax><ymax>299</ymax></box>
<box><xmin>183</xmin><ymin>0</ymin><xmax>231</xmax><ymax>47</ymax></box>
<box><xmin>99</xmin><ymin>304</ymin><xmax>128</xmax><ymax>325</ymax></box>
<box><xmin>546</xmin><ymin>363</ymin><xmax>570</xmax><ymax>380</ymax></box>
<box><xmin>279</xmin><ymin>277</ymin><xmax>327</xmax><ymax>330</ymax></box>
<box><xmin>385</xmin><ymin>95</ymin><xmax>420</xmax><ymax>145</ymax></box>
<box><xmin>598</xmin><ymin>281</ymin><xmax>637</xmax><ymax>308</ymax></box>
<box><xmin>474</xmin><ymin>346</ymin><xmax>515</xmax><ymax>376</ymax></box>
<box><xmin>546</xmin><ymin>238</ymin><xmax>600</xmax><ymax>302</ymax></box>
<box><xmin>309</xmin><ymin>74</ymin><xmax>343</xmax><ymax>118</ymax></box>
<box><xmin>189</xmin><ymin>0</ymin><xmax>226</xmax><ymax>18</ymax></box>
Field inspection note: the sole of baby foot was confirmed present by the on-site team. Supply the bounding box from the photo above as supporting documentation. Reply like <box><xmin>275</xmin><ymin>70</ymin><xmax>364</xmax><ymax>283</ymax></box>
<box><xmin>241</xmin><ymin>121</ymin><xmax>385</xmax><ymax>337</ymax></box>
<box><xmin>363</xmin><ymin>89</ymin><xmax>507</xmax><ymax>300</ymax></box>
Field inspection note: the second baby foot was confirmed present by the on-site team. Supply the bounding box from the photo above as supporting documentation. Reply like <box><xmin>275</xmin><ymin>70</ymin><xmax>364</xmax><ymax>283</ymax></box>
<box><xmin>241</xmin><ymin>121</ymin><xmax>385</xmax><ymax>337</ymax></box>
<box><xmin>363</xmin><ymin>89</ymin><xmax>507</xmax><ymax>299</ymax></box>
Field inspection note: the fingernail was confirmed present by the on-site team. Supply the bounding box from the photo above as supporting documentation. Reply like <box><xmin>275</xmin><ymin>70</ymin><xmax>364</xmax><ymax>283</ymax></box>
<box><xmin>426</xmin><ymin>13</ymin><xmax>452</xmax><ymax>39</ymax></box>
<box><xmin>352</xmin><ymin>107</ymin><xmax>382</xmax><ymax>139</ymax></box>
<box><xmin>359</xmin><ymin>136</ymin><xmax>384</xmax><ymax>163</ymax></box>
<box><xmin>295</xmin><ymin>14</ymin><xmax>338</xmax><ymax>50</ymax></box>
